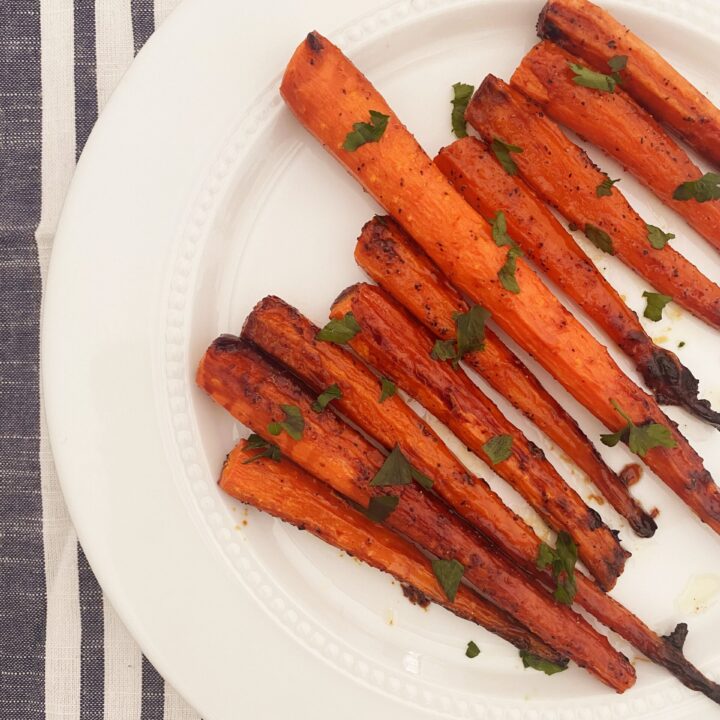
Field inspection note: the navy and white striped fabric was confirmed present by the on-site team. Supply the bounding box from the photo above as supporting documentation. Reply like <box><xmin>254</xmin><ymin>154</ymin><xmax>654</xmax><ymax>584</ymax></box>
<box><xmin>0</xmin><ymin>2</ymin><xmax>200</xmax><ymax>717</ymax></box>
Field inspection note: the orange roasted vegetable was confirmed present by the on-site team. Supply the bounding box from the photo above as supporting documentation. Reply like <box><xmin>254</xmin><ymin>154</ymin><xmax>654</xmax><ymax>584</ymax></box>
<box><xmin>511</xmin><ymin>40</ymin><xmax>720</xmax><ymax>254</ymax></box>
<box><xmin>355</xmin><ymin>215</ymin><xmax>655</xmax><ymax>536</ymax></box>
<box><xmin>221</xmin><ymin>444</ymin><xmax>567</xmax><ymax>663</ymax></box>
<box><xmin>434</xmin><ymin>137</ymin><xmax>719</xmax><ymax>428</ymax></box>
<box><xmin>465</xmin><ymin>75</ymin><xmax>720</xmax><ymax>331</ymax></box>
<box><xmin>537</xmin><ymin>0</ymin><xmax>720</xmax><ymax>167</ymax></box>
<box><xmin>197</xmin><ymin>336</ymin><xmax>635</xmax><ymax>692</ymax></box>
<box><xmin>280</xmin><ymin>32</ymin><xmax>720</xmax><ymax>540</ymax></box>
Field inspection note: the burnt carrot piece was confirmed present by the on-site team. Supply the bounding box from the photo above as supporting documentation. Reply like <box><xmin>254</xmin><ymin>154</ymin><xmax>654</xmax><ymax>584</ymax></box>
<box><xmin>197</xmin><ymin>336</ymin><xmax>635</xmax><ymax>691</ymax></box>
<box><xmin>537</xmin><ymin>0</ymin><xmax>720</xmax><ymax>167</ymax></box>
<box><xmin>465</xmin><ymin>75</ymin><xmax>720</xmax><ymax>331</ymax></box>
<box><xmin>356</xmin><ymin>215</ymin><xmax>656</xmax><ymax>537</ymax></box>
<box><xmin>328</xmin><ymin>283</ymin><xmax>629</xmax><ymax>589</ymax></box>
<box><xmin>280</xmin><ymin>34</ymin><xmax>720</xmax><ymax>556</ymax></box>
<box><xmin>511</xmin><ymin>40</ymin><xmax>720</xmax><ymax>253</ymax></box>
<box><xmin>434</xmin><ymin>137</ymin><xmax>720</xmax><ymax>428</ymax></box>
<box><xmin>235</xmin><ymin>309</ymin><xmax>720</xmax><ymax>704</ymax></box>
<box><xmin>221</xmin><ymin>444</ymin><xmax>567</xmax><ymax>663</ymax></box>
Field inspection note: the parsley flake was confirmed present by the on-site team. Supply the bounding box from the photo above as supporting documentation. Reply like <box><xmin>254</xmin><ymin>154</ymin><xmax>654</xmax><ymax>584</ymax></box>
<box><xmin>568</xmin><ymin>62</ymin><xmax>617</xmax><ymax>93</ymax></box>
<box><xmin>642</xmin><ymin>291</ymin><xmax>672</xmax><ymax>322</ymax></box>
<box><xmin>311</xmin><ymin>384</ymin><xmax>342</xmax><ymax>413</ymax></box>
<box><xmin>536</xmin><ymin>532</ymin><xmax>578</xmax><ymax>605</ymax></box>
<box><xmin>646</xmin><ymin>224</ymin><xmax>675</xmax><ymax>250</ymax></box>
<box><xmin>316</xmin><ymin>313</ymin><xmax>361</xmax><ymax>344</ymax></box>
<box><xmin>491</xmin><ymin>138</ymin><xmax>523</xmax><ymax>175</ymax></box>
<box><xmin>379</xmin><ymin>377</ymin><xmax>396</xmax><ymax>403</ymax></box>
<box><xmin>584</xmin><ymin>224</ymin><xmax>614</xmax><ymax>254</ymax></box>
<box><xmin>241</xmin><ymin>434</ymin><xmax>282</xmax><ymax>464</ymax></box>
<box><xmin>343</xmin><ymin>110</ymin><xmax>389</xmax><ymax>151</ymax></box>
<box><xmin>673</xmin><ymin>172</ymin><xmax>720</xmax><ymax>202</ymax></box>
<box><xmin>596</xmin><ymin>176</ymin><xmax>620</xmax><ymax>197</ymax></box>
<box><xmin>498</xmin><ymin>246</ymin><xmax>523</xmax><ymax>293</ymax></box>
<box><xmin>431</xmin><ymin>339</ymin><xmax>458</xmax><ymax>363</ymax></box>
<box><xmin>267</xmin><ymin>404</ymin><xmax>305</xmax><ymax>441</ymax></box>
<box><xmin>455</xmin><ymin>305</ymin><xmax>490</xmax><ymax>357</ymax></box>
<box><xmin>520</xmin><ymin>651</ymin><xmax>568</xmax><ymax>675</ymax></box>
<box><xmin>451</xmin><ymin>82</ymin><xmax>474</xmax><ymax>139</ymax></box>
<box><xmin>363</xmin><ymin>494</ymin><xmax>399</xmax><ymax>523</ymax></box>
<box><xmin>431</xmin><ymin>558</ymin><xmax>464</xmax><ymax>601</ymax></box>
<box><xmin>370</xmin><ymin>445</ymin><xmax>434</xmax><ymax>490</ymax></box>
<box><xmin>600</xmin><ymin>399</ymin><xmax>677</xmax><ymax>457</ymax></box>
<box><xmin>483</xmin><ymin>434</ymin><xmax>513</xmax><ymax>465</ymax></box>
<box><xmin>490</xmin><ymin>211</ymin><xmax>516</xmax><ymax>247</ymax></box>
<box><xmin>466</xmin><ymin>641</ymin><xmax>481</xmax><ymax>659</ymax></box>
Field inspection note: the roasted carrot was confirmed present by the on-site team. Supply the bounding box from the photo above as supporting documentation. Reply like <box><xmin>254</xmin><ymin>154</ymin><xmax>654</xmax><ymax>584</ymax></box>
<box><xmin>434</xmin><ymin>137</ymin><xmax>720</xmax><ymax>428</ymax></box>
<box><xmin>280</xmin><ymin>33</ymin><xmax>720</xmax><ymax>540</ymax></box>
<box><xmin>537</xmin><ymin>0</ymin><xmax>720</xmax><ymax>167</ymax></box>
<box><xmin>511</xmin><ymin>40</ymin><xmax>720</xmax><ymax>253</ymax></box>
<box><xmin>197</xmin><ymin>336</ymin><xmax>635</xmax><ymax>691</ymax></box>
<box><xmin>243</xmin><ymin>295</ymin><xmax>627</xmax><ymax>590</ymax></box>
<box><xmin>221</xmin><ymin>444</ymin><xmax>567</xmax><ymax>663</ymax></box>
<box><xmin>233</xmin><ymin>313</ymin><xmax>719</xmax><ymax>703</ymax></box>
<box><xmin>355</xmin><ymin>215</ymin><xmax>656</xmax><ymax>537</ymax></box>
<box><xmin>465</xmin><ymin>75</ymin><xmax>720</xmax><ymax>331</ymax></box>
<box><xmin>332</xmin><ymin>284</ymin><xmax>629</xmax><ymax>587</ymax></box>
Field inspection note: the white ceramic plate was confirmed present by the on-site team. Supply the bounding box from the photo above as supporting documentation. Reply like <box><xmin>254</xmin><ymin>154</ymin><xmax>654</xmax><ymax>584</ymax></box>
<box><xmin>43</xmin><ymin>0</ymin><xmax>720</xmax><ymax>718</ymax></box>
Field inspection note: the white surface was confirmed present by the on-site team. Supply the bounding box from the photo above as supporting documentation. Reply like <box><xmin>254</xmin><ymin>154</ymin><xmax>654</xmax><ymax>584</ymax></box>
<box><xmin>43</xmin><ymin>0</ymin><xmax>720</xmax><ymax>718</ymax></box>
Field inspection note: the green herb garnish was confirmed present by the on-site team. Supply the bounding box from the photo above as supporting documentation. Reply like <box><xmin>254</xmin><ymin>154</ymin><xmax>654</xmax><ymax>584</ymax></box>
<box><xmin>241</xmin><ymin>434</ymin><xmax>282</xmax><ymax>464</ymax></box>
<box><xmin>608</xmin><ymin>54</ymin><xmax>628</xmax><ymax>83</ymax></box>
<box><xmin>673</xmin><ymin>172</ymin><xmax>720</xmax><ymax>203</ymax></box>
<box><xmin>646</xmin><ymin>224</ymin><xmax>675</xmax><ymax>250</ymax></box>
<box><xmin>370</xmin><ymin>445</ymin><xmax>434</xmax><ymax>490</ymax></box>
<box><xmin>568</xmin><ymin>62</ymin><xmax>617</xmax><ymax>93</ymax></box>
<box><xmin>536</xmin><ymin>531</ymin><xmax>578</xmax><ymax>605</ymax></box>
<box><xmin>600</xmin><ymin>399</ymin><xmax>677</xmax><ymax>457</ymax></box>
<box><xmin>431</xmin><ymin>558</ymin><xmax>464</xmax><ymax>601</ymax></box>
<box><xmin>431</xmin><ymin>339</ymin><xmax>458</xmax><ymax>362</ymax></box>
<box><xmin>642</xmin><ymin>291</ymin><xmax>672</xmax><ymax>322</ymax></box>
<box><xmin>267</xmin><ymin>404</ymin><xmax>305</xmax><ymax>441</ymax></box>
<box><xmin>343</xmin><ymin>110</ymin><xmax>389</xmax><ymax>151</ymax></box>
<box><xmin>584</xmin><ymin>224</ymin><xmax>614</xmax><ymax>254</ymax></box>
<box><xmin>482</xmin><ymin>434</ymin><xmax>513</xmax><ymax>465</ymax></box>
<box><xmin>316</xmin><ymin>313</ymin><xmax>361</xmax><ymax>344</ymax></box>
<box><xmin>520</xmin><ymin>651</ymin><xmax>568</xmax><ymax>675</ymax></box>
<box><xmin>311</xmin><ymin>383</ymin><xmax>342</xmax><ymax>413</ymax></box>
<box><xmin>363</xmin><ymin>494</ymin><xmax>399</xmax><ymax>523</ymax></box>
<box><xmin>466</xmin><ymin>641</ymin><xmax>480</xmax><ymax>659</ymax></box>
<box><xmin>678</xmin><ymin>340</ymin><xmax>686</xmax><ymax>348</ymax></box>
<box><xmin>490</xmin><ymin>210</ymin><xmax>516</xmax><ymax>247</ymax></box>
<box><xmin>596</xmin><ymin>176</ymin><xmax>620</xmax><ymax>197</ymax></box>
<box><xmin>379</xmin><ymin>377</ymin><xmax>396</xmax><ymax>403</ymax></box>
<box><xmin>451</xmin><ymin>82</ymin><xmax>474</xmax><ymax>139</ymax></box>
<box><xmin>498</xmin><ymin>246</ymin><xmax>523</xmax><ymax>293</ymax></box>
<box><xmin>455</xmin><ymin>305</ymin><xmax>490</xmax><ymax>357</ymax></box>
<box><xmin>491</xmin><ymin>138</ymin><xmax>523</xmax><ymax>176</ymax></box>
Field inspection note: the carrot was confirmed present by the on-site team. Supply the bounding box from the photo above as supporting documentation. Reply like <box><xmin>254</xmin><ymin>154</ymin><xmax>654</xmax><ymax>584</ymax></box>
<box><xmin>355</xmin><ymin>215</ymin><xmax>656</xmax><ymax>537</ymax></box>
<box><xmin>434</xmin><ymin>136</ymin><xmax>720</xmax><ymax>429</ymax></box>
<box><xmin>331</xmin><ymin>284</ymin><xmax>629</xmax><ymax>588</ymax></box>
<box><xmin>537</xmin><ymin>0</ymin><xmax>720</xmax><ymax>167</ymax></box>
<box><xmin>280</xmin><ymin>33</ymin><xmax>720</xmax><ymax>540</ymax></box>
<box><xmin>465</xmin><ymin>74</ymin><xmax>720</xmax><ymax>331</ymax></box>
<box><xmin>196</xmin><ymin>335</ymin><xmax>635</xmax><ymax>691</ymax></box>
<box><xmin>230</xmin><ymin>314</ymin><xmax>720</xmax><ymax>703</ymax></box>
<box><xmin>221</xmin><ymin>443</ymin><xmax>567</xmax><ymax>663</ymax></box>
<box><xmin>511</xmin><ymin>40</ymin><xmax>720</xmax><ymax>254</ymax></box>
<box><xmin>243</xmin><ymin>294</ymin><xmax>627</xmax><ymax>590</ymax></box>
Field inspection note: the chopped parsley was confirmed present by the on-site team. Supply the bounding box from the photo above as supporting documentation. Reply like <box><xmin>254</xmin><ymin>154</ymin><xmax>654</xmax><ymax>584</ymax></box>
<box><xmin>451</xmin><ymin>82</ymin><xmax>474</xmax><ymax>139</ymax></box>
<box><xmin>498</xmin><ymin>246</ymin><xmax>523</xmax><ymax>293</ymax></box>
<box><xmin>642</xmin><ymin>291</ymin><xmax>672</xmax><ymax>322</ymax></box>
<box><xmin>596</xmin><ymin>176</ymin><xmax>620</xmax><ymax>197</ymax></box>
<box><xmin>431</xmin><ymin>558</ymin><xmax>464</xmax><ymax>601</ymax></box>
<box><xmin>465</xmin><ymin>641</ymin><xmax>481</xmax><ymax>659</ymax></box>
<box><xmin>600</xmin><ymin>399</ymin><xmax>677</xmax><ymax>457</ymax></box>
<box><xmin>267</xmin><ymin>404</ymin><xmax>305</xmax><ymax>441</ymax></box>
<box><xmin>483</xmin><ymin>434</ymin><xmax>513</xmax><ymax>465</ymax></box>
<box><xmin>343</xmin><ymin>110</ymin><xmax>389</xmax><ymax>151</ymax></box>
<box><xmin>430</xmin><ymin>305</ymin><xmax>490</xmax><ymax>366</ymax></box>
<box><xmin>520</xmin><ymin>651</ymin><xmax>568</xmax><ymax>675</ymax></box>
<box><xmin>646</xmin><ymin>224</ymin><xmax>675</xmax><ymax>250</ymax></box>
<box><xmin>378</xmin><ymin>376</ymin><xmax>396</xmax><ymax>403</ymax></box>
<box><xmin>673</xmin><ymin>172</ymin><xmax>720</xmax><ymax>203</ymax></box>
<box><xmin>491</xmin><ymin>138</ymin><xmax>523</xmax><ymax>176</ymax></box>
<box><xmin>316</xmin><ymin>313</ymin><xmax>361</xmax><ymax>344</ymax></box>
<box><xmin>311</xmin><ymin>383</ymin><xmax>342</xmax><ymax>413</ymax></box>
<box><xmin>370</xmin><ymin>445</ymin><xmax>434</xmax><ymax>490</ymax></box>
<box><xmin>536</xmin><ymin>532</ymin><xmax>578</xmax><ymax>605</ymax></box>
<box><xmin>241</xmin><ymin>434</ymin><xmax>282</xmax><ymax>464</ymax></box>
<box><xmin>568</xmin><ymin>62</ymin><xmax>617</xmax><ymax>93</ymax></box>
<box><xmin>584</xmin><ymin>223</ymin><xmax>614</xmax><ymax>254</ymax></box>
<box><xmin>363</xmin><ymin>494</ymin><xmax>399</xmax><ymax>523</ymax></box>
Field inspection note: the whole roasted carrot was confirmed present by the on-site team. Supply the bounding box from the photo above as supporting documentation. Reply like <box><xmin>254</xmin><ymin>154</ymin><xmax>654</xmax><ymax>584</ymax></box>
<box><xmin>355</xmin><ymin>215</ymin><xmax>656</xmax><ymax>537</ymax></box>
<box><xmin>511</xmin><ymin>40</ymin><xmax>720</xmax><ymax>253</ymax></box>
<box><xmin>197</xmin><ymin>336</ymin><xmax>635</xmax><ymax>691</ymax></box>
<box><xmin>243</xmin><ymin>295</ymin><xmax>628</xmax><ymax>590</ymax></box>
<box><xmin>235</xmin><ymin>306</ymin><xmax>720</xmax><ymax>703</ymax></box>
<box><xmin>434</xmin><ymin>136</ymin><xmax>720</xmax><ymax>428</ymax></box>
<box><xmin>221</xmin><ymin>443</ymin><xmax>567</xmax><ymax>663</ymax></box>
<box><xmin>537</xmin><ymin>0</ymin><xmax>720</xmax><ymax>167</ymax></box>
<box><xmin>465</xmin><ymin>74</ymin><xmax>720</xmax><ymax>331</ymax></box>
<box><xmin>331</xmin><ymin>284</ymin><xmax>629</xmax><ymax>588</ymax></box>
<box><xmin>280</xmin><ymin>33</ymin><xmax>720</xmax><ymax>541</ymax></box>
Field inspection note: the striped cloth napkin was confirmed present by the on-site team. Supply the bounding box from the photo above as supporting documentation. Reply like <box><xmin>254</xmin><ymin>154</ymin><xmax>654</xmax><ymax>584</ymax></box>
<box><xmin>1</xmin><ymin>2</ymin><xmax>201</xmax><ymax>718</ymax></box>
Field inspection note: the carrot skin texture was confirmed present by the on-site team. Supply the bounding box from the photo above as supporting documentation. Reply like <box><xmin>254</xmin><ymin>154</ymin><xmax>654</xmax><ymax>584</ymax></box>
<box><xmin>329</xmin><ymin>283</ymin><xmax>628</xmax><ymax>590</ymax></box>
<box><xmin>355</xmin><ymin>215</ymin><xmax>656</xmax><ymax>537</ymax></box>
<box><xmin>434</xmin><ymin>137</ymin><xmax>720</xmax><ymax>429</ymax></box>
<box><xmin>512</xmin><ymin>40</ymin><xmax>720</xmax><ymax>253</ymax></box>
<box><xmin>221</xmin><ymin>446</ymin><xmax>565</xmax><ymax>662</ymax></box>
<box><xmin>280</xmin><ymin>32</ymin><xmax>720</xmax><ymax>540</ymax></box>
<box><xmin>537</xmin><ymin>0</ymin><xmax>720</xmax><ymax>167</ymax></box>
<box><xmin>196</xmin><ymin>336</ymin><xmax>635</xmax><ymax>691</ymax></box>
<box><xmin>466</xmin><ymin>75</ymin><xmax>720</xmax><ymax>331</ymax></box>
